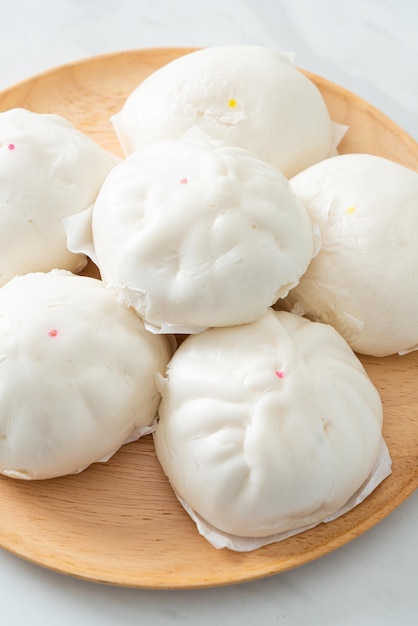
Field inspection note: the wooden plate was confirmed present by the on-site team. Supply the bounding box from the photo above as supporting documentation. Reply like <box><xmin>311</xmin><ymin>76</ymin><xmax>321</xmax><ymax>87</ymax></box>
<box><xmin>0</xmin><ymin>48</ymin><xmax>417</xmax><ymax>589</ymax></box>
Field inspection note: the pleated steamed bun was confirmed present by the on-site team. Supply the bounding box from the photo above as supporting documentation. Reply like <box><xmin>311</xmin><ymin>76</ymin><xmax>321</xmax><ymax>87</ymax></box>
<box><xmin>154</xmin><ymin>309</ymin><xmax>383</xmax><ymax>538</ymax></box>
<box><xmin>0</xmin><ymin>108</ymin><xmax>117</xmax><ymax>286</ymax></box>
<box><xmin>112</xmin><ymin>45</ymin><xmax>335</xmax><ymax>178</ymax></box>
<box><xmin>87</xmin><ymin>129</ymin><xmax>317</xmax><ymax>333</ymax></box>
<box><xmin>283</xmin><ymin>153</ymin><xmax>418</xmax><ymax>356</ymax></box>
<box><xmin>0</xmin><ymin>270</ymin><xmax>172</xmax><ymax>480</ymax></box>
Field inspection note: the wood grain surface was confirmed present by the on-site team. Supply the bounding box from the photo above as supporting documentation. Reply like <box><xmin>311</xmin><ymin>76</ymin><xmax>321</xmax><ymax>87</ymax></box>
<box><xmin>0</xmin><ymin>48</ymin><xmax>417</xmax><ymax>589</ymax></box>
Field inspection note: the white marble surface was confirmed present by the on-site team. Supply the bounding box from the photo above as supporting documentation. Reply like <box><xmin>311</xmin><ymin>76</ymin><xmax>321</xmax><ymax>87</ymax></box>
<box><xmin>0</xmin><ymin>0</ymin><xmax>417</xmax><ymax>623</ymax></box>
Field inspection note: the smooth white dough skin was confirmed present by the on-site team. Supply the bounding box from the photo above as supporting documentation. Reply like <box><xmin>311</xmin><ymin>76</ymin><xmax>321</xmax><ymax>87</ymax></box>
<box><xmin>283</xmin><ymin>153</ymin><xmax>418</xmax><ymax>356</ymax></box>
<box><xmin>91</xmin><ymin>132</ymin><xmax>316</xmax><ymax>333</ymax></box>
<box><xmin>0</xmin><ymin>270</ymin><xmax>172</xmax><ymax>480</ymax></box>
<box><xmin>112</xmin><ymin>45</ymin><xmax>334</xmax><ymax>178</ymax></box>
<box><xmin>0</xmin><ymin>108</ymin><xmax>117</xmax><ymax>286</ymax></box>
<box><xmin>154</xmin><ymin>309</ymin><xmax>383</xmax><ymax>538</ymax></box>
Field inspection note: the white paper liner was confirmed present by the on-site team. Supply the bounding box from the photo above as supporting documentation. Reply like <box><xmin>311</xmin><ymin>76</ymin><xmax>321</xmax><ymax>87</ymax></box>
<box><xmin>2</xmin><ymin>419</ymin><xmax>157</xmax><ymax>480</ymax></box>
<box><xmin>144</xmin><ymin>320</ymin><xmax>208</xmax><ymax>335</ymax></box>
<box><xmin>331</xmin><ymin>121</ymin><xmax>349</xmax><ymax>150</ymax></box>
<box><xmin>283</xmin><ymin>50</ymin><xmax>296</xmax><ymax>64</ymax></box>
<box><xmin>75</xmin><ymin>419</ymin><xmax>158</xmax><ymax>474</ymax></box>
<box><xmin>63</xmin><ymin>205</ymin><xmax>98</xmax><ymax>266</ymax></box>
<box><xmin>173</xmin><ymin>437</ymin><xmax>392</xmax><ymax>552</ymax></box>
<box><xmin>398</xmin><ymin>344</ymin><xmax>418</xmax><ymax>356</ymax></box>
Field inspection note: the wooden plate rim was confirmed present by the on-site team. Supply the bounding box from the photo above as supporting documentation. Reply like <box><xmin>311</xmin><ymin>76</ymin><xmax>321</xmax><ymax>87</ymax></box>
<box><xmin>0</xmin><ymin>48</ymin><xmax>417</xmax><ymax>589</ymax></box>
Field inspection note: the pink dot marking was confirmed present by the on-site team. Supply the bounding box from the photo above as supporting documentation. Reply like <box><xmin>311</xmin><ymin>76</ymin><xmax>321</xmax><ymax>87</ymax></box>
<box><xmin>180</xmin><ymin>178</ymin><xmax>188</xmax><ymax>185</ymax></box>
<box><xmin>48</xmin><ymin>329</ymin><xmax>58</xmax><ymax>337</ymax></box>
<box><xmin>8</xmin><ymin>144</ymin><xmax>15</xmax><ymax>150</ymax></box>
<box><xmin>275</xmin><ymin>370</ymin><xmax>285</xmax><ymax>379</ymax></box>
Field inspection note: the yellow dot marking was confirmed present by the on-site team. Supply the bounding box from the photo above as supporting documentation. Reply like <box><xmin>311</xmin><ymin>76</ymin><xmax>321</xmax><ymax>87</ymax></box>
<box><xmin>228</xmin><ymin>98</ymin><xmax>237</xmax><ymax>108</ymax></box>
<box><xmin>346</xmin><ymin>206</ymin><xmax>356</xmax><ymax>214</ymax></box>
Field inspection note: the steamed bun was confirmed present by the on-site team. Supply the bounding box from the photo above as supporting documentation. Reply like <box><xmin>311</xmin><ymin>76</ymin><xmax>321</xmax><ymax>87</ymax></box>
<box><xmin>154</xmin><ymin>309</ymin><xmax>383</xmax><ymax>538</ymax></box>
<box><xmin>283</xmin><ymin>153</ymin><xmax>418</xmax><ymax>356</ymax></box>
<box><xmin>0</xmin><ymin>270</ymin><xmax>172</xmax><ymax>480</ymax></box>
<box><xmin>89</xmin><ymin>130</ymin><xmax>317</xmax><ymax>333</ymax></box>
<box><xmin>0</xmin><ymin>108</ymin><xmax>117</xmax><ymax>286</ymax></box>
<box><xmin>112</xmin><ymin>46</ymin><xmax>335</xmax><ymax>178</ymax></box>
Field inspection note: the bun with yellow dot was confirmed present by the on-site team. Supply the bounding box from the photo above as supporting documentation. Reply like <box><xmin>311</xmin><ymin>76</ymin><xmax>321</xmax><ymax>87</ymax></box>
<box><xmin>281</xmin><ymin>153</ymin><xmax>418</xmax><ymax>356</ymax></box>
<box><xmin>111</xmin><ymin>45</ymin><xmax>336</xmax><ymax>178</ymax></box>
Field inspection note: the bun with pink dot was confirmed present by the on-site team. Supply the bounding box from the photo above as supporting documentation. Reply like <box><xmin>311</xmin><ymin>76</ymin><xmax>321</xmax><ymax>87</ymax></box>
<box><xmin>0</xmin><ymin>270</ymin><xmax>172</xmax><ymax>480</ymax></box>
<box><xmin>0</xmin><ymin>108</ymin><xmax>118</xmax><ymax>287</ymax></box>
<box><xmin>154</xmin><ymin>308</ymin><xmax>383</xmax><ymax>539</ymax></box>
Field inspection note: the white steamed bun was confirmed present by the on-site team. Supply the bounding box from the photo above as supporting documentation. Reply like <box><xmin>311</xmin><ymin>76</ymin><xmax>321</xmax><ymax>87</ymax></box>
<box><xmin>112</xmin><ymin>45</ymin><xmax>335</xmax><ymax>178</ymax></box>
<box><xmin>88</xmin><ymin>130</ymin><xmax>317</xmax><ymax>333</ymax></box>
<box><xmin>0</xmin><ymin>270</ymin><xmax>172</xmax><ymax>480</ymax></box>
<box><xmin>154</xmin><ymin>308</ymin><xmax>383</xmax><ymax>538</ymax></box>
<box><xmin>0</xmin><ymin>108</ymin><xmax>117</xmax><ymax>286</ymax></box>
<box><xmin>283</xmin><ymin>153</ymin><xmax>418</xmax><ymax>356</ymax></box>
